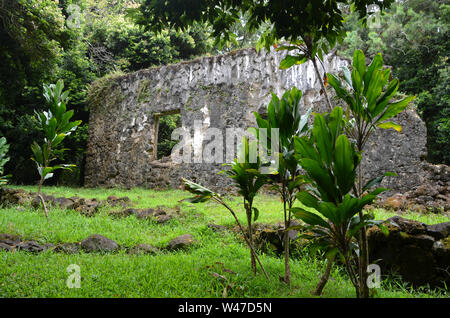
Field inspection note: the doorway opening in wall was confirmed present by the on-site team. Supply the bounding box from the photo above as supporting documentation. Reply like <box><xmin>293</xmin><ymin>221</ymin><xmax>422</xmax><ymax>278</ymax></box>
<box><xmin>154</xmin><ymin>110</ymin><xmax>181</xmax><ymax>160</ymax></box>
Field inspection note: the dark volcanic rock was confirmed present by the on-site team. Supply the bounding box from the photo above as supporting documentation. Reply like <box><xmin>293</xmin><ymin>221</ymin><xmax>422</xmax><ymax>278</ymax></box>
<box><xmin>136</xmin><ymin>208</ymin><xmax>155</xmax><ymax>220</ymax></box>
<box><xmin>107</xmin><ymin>195</ymin><xmax>131</xmax><ymax>207</ymax></box>
<box><xmin>155</xmin><ymin>214</ymin><xmax>172</xmax><ymax>224</ymax></box>
<box><xmin>367</xmin><ymin>216</ymin><xmax>450</xmax><ymax>287</ymax></box>
<box><xmin>55</xmin><ymin>197</ymin><xmax>75</xmax><ymax>210</ymax></box>
<box><xmin>121</xmin><ymin>208</ymin><xmax>141</xmax><ymax>217</ymax></box>
<box><xmin>0</xmin><ymin>242</ymin><xmax>14</xmax><ymax>251</ymax></box>
<box><xmin>0</xmin><ymin>233</ymin><xmax>22</xmax><ymax>245</ymax></box>
<box><xmin>167</xmin><ymin>234</ymin><xmax>196</xmax><ymax>251</ymax></box>
<box><xmin>128</xmin><ymin>244</ymin><xmax>158</xmax><ymax>255</ymax></box>
<box><xmin>80</xmin><ymin>234</ymin><xmax>118</xmax><ymax>253</ymax></box>
<box><xmin>16</xmin><ymin>241</ymin><xmax>46</xmax><ymax>253</ymax></box>
<box><xmin>426</xmin><ymin>222</ymin><xmax>450</xmax><ymax>240</ymax></box>
<box><xmin>241</xmin><ymin>221</ymin><xmax>305</xmax><ymax>256</ymax></box>
<box><xmin>0</xmin><ymin>188</ymin><xmax>32</xmax><ymax>206</ymax></box>
<box><xmin>73</xmin><ymin>198</ymin><xmax>100</xmax><ymax>216</ymax></box>
<box><xmin>54</xmin><ymin>243</ymin><xmax>81</xmax><ymax>254</ymax></box>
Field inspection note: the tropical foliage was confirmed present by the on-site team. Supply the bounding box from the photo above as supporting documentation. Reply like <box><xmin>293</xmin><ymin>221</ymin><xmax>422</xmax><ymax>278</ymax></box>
<box><xmin>340</xmin><ymin>0</ymin><xmax>449</xmax><ymax>164</ymax></box>
<box><xmin>183</xmin><ymin>136</ymin><xmax>269</xmax><ymax>278</ymax></box>
<box><xmin>253</xmin><ymin>87</ymin><xmax>311</xmax><ymax>285</ymax></box>
<box><xmin>293</xmin><ymin>106</ymin><xmax>389</xmax><ymax>297</ymax></box>
<box><xmin>31</xmin><ymin>80</ymin><xmax>81</xmax><ymax>220</ymax></box>
<box><xmin>0</xmin><ymin>137</ymin><xmax>10</xmax><ymax>185</ymax></box>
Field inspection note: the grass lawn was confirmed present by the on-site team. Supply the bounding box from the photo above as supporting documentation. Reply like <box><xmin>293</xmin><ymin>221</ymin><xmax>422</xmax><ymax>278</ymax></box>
<box><xmin>0</xmin><ymin>185</ymin><xmax>448</xmax><ymax>298</ymax></box>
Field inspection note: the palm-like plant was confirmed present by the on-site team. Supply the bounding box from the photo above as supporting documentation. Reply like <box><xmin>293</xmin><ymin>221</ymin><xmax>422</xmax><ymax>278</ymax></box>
<box><xmin>221</xmin><ymin>137</ymin><xmax>268</xmax><ymax>274</ymax></box>
<box><xmin>326</xmin><ymin>49</ymin><xmax>415</xmax><ymax>297</ymax></box>
<box><xmin>293</xmin><ymin>106</ymin><xmax>389</xmax><ymax>297</ymax></box>
<box><xmin>253</xmin><ymin>87</ymin><xmax>311</xmax><ymax>285</ymax></box>
<box><xmin>31</xmin><ymin>79</ymin><xmax>81</xmax><ymax>221</ymax></box>
<box><xmin>183</xmin><ymin>137</ymin><xmax>269</xmax><ymax>279</ymax></box>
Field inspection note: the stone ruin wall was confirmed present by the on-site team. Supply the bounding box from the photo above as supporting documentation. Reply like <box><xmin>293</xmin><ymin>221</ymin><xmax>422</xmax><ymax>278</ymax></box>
<box><xmin>85</xmin><ymin>47</ymin><xmax>436</xmax><ymax>195</ymax></box>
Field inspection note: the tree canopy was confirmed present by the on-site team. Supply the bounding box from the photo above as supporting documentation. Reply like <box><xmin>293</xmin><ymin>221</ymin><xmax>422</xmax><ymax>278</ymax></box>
<box><xmin>0</xmin><ymin>0</ymin><xmax>447</xmax><ymax>186</ymax></box>
<box><xmin>135</xmin><ymin>0</ymin><xmax>394</xmax><ymax>53</ymax></box>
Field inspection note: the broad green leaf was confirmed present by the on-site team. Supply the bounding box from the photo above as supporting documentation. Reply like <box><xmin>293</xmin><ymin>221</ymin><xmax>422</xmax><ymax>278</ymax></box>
<box><xmin>292</xmin><ymin>208</ymin><xmax>330</xmax><ymax>229</ymax></box>
<box><xmin>317</xmin><ymin>201</ymin><xmax>339</xmax><ymax>225</ymax></box>
<box><xmin>296</xmin><ymin>191</ymin><xmax>319</xmax><ymax>210</ymax></box>
<box><xmin>369</xmin><ymin>187</ymin><xmax>388</xmax><ymax>196</ymax></box>
<box><xmin>362</xmin><ymin>172</ymin><xmax>397</xmax><ymax>192</ymax></box>
<box><xmin>372</xmin><ymin>79</ymin><xmax>399</xmax><ymax>116</ymax></box>
<box><xmin>377</xmin><ymin>96</ymin><xmax>416</xmax><ymax>123</ymax></box>
<box><xmin>377</xmin><ymin>121</ymin><xmax>402</xmax><ymax>132</ymax></box>
<box><xmin>279</xmin><ymin>54</ymin><xmax>307</xmax><ymax>69</ymax></box>
<box><xmin>334</xmin><ymin>134</ymin><xmax>356</xmax><ymax>194</ymax></box>
<box><xmin>363</xmin><ymin>53</ymin><xmax>383</xmax><ymax>95</ymax></box>
<box><xmin>353</xmin><ymin>49</ymin><xmax>366</xmax><ymax>78</ymax></box>
<box><xmin>31</xmin><ymin>142</ymin><xmax>43</xmax><ymax>165</ymax></box>
<box><xmin>351</xmin><ymin>68</ymin><xmax>363</xmax><ymax>94</ymax></box>
<box><xmin>52</xmin><ymin>133</ymin><xmax>66</xmax><ymax>147</ymax></box>
<box><xmin>294</xmin><ymin>136</ymin><xmax>320</xmax><ymax>162</ymax></box>
<box><xmin>253</xmin><ymin>207</ymin><xmax>259</xmax><ymax>222</ymax></box>
<box><xmin>312</xmin><ymin>114</ymin><xmax>332</xmax><ymax>166</ymax></box>
<box><xmin>300</xmin><ymin>158</ymin><xmax>337</xmax><ymax>203</ymax></box>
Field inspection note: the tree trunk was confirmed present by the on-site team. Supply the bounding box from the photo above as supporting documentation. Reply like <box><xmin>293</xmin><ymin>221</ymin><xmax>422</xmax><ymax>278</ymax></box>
<box><xmin>283</xmin><ymin>231</ymin><xmax>291</xmax><ymax>285</ymax></box>
<box><xmin>311</xmin><ymin>57</ymin><xmax>332</xmax><ymax>112</ymax></box>
<box><xmin>218</xmin><ymin>198</ymin><xmax>270</xmax><ymax>280</ymax></box>
<box><xmin>312</xmin><ymin>259</ymin><xmax>333</xmax><ymax>296</ymax></box>
<box><xmin>358</xmin><ymin>219</ymin><xmax>370</xmax><ymax>298</ymax></box>
<box><xmin>356</xmin><ymin>151</ymin><xmax>370</xmax><ymax>298</ymax></box>
<box><xmin>37</xmin><ymin>179</ymin><xmax>49</xmax><ymax>223</ymax></box>
<box><xmin>247</xmin><ymin>209</ymin><xmax>256</xmax><ymax>275</ymax></box>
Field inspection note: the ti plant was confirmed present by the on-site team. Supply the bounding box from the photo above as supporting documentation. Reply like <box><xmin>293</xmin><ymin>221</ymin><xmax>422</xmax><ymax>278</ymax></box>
<box><xmin>253</xmin><ymin>87</ymin><xmax>311</xmax><ymax>285</ymax></box>
<box><xmin>293</xmin><ymin>106</ymin><xmax>389</xmax><ymax>298</ymax></box>
<box><xmin>31</xmin><ymin>79</ymin><xmax>81</xmax><ymax>221</ymax></box>
<box><xmin>0</xmin><ymin>137</ymin><xmax>11</xmax><ymax>186</ymax></box>
<box><xmin>275</xmin><ymin>35</ymin><xmax>342</xmax><ymax>112</ymax></box>
<box><xmin>326</xmin><ymin>49</ymin><xmax>415</xmax><ymax>297</ymax></box>
<box><xmin>182</xmin><ymin>137</ymin><xmax>269</xmax><ymax>279</ymax></box>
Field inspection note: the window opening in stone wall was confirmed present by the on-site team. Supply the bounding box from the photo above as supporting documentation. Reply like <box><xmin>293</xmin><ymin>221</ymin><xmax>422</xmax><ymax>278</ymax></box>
<box><xmin>154</xmin><ymin>110</ymin><xmax>181</xmax><ymax>160</ymax></box>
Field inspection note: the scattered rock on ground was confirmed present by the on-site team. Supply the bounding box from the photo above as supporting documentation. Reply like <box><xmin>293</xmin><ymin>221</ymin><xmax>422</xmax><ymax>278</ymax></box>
<box><xmin>73</xmin><ymin>198</ymin><xmax>101</xmax><ymax>216</ymax></box>
<box><xmin>0</xmin><ymin>233</ymin><xmax>167</xmax><ymax>256</ymax></box>
<box><xmin>16</xmin><ymin>241</ymin><xmax>47</xmax><ymax>253</ymax></box>
<box><xmin>0</xmin><ymin>233</ymin><xmax>22</xmax><ymax>244</ymax></box>
<box><xmin>0</xmin><ymin>233</ymin><xmax>22</xmax><ymax>251</ymax></box>
<box><xmin>80</xmin><ymin>234</ymin><xmax>119</xmax><ymax>253</ymax></box>
<box><xmin>0</xmin><ymin>242</ymin><xmax>13</xmax><ymax>251</ymax></box>
<box><xmin>136</xmin><ymin>208</ymin><xmax>156</xmax><ymax>220</ymax></box>
<box><xmin>127</xmin><ymin>244</ymin><xmax>158</xmax><ymax>255</ymax></box>
<box><xmin>31</xmin><ymin>194</ymin><xmax>58</xmax><ymax>209</ymax></box>
<box><xmin>0</xmin><ymin>188</ymin><xmax>133</xmax><ymax>216</ymax></box>
<box><xmin>54</xmin><ymin>243</ymin><xmax>81</xmax><ymax>254</ymax></box>
<box><xmin>233</xmin><ymin>221</ymin><xmax>306</xmax><ymax>256</ymax></box>
<box><xmin>0</xmin><ymin>188</ymin><xmax>32</xmax><ymax>206</ymax></box>
<box><xmin>155</xmin><ymin>214</ymin><xmax>172</xmax><ymax>224</ymax></box>
<box><xmin>167</xmin><ymin>234</ymin><xmax>196</xmax><ymax>251</ymax></box>
<box><xmin>426</xmin><ymin>222</ymin><xmax>450</xmax><ymax>239</ymax></box>
<box><xmin>111</xmin><ymin>206</ymin><xmax>178</xmax><ymax>223</ymax></box>
<box><xmin>55</xmin><ymin>197</ymin><xmax>76</xmax><ymax>210</ymax></box>
<box><xmin>367</xmin><ymin>216</ymin><xmax>450</xmax><ymax>287</ymax></box>
<box><xmin>381</xmin><ymin>193</ymin><xmax>409</xmax><ymax>211</ymax></box>
<box><xmin>107</xmin><ymin>195</ymin><xmax>130</xmax><ymax>207</ymax></box>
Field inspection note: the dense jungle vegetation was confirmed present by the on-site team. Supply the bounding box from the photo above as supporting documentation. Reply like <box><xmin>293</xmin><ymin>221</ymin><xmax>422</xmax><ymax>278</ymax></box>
<box><xmin>0</xmin><ymin>0</ymin><xmax>448</xmax><ymax>186</ymax></box>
